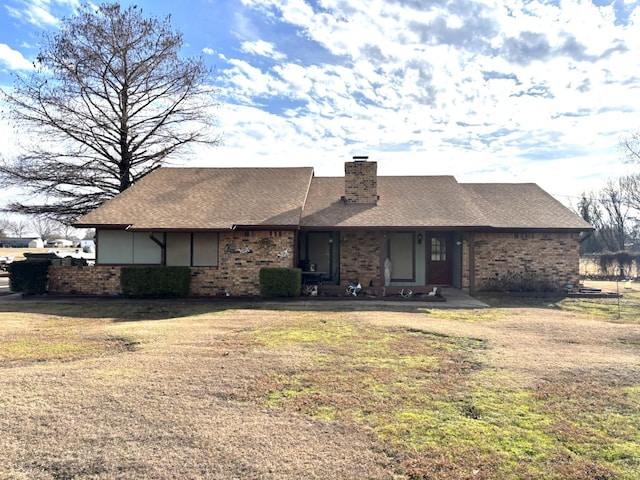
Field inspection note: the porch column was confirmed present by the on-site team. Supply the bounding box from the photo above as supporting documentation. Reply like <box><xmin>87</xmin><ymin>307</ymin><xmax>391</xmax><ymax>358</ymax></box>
<box><xmin>378</xmin><ymin>231</ymin><xmax>387</xmax><ymax>287</ymax></box>
<box><xmin>468</xmin><ymin>233</ymin><xmax>476</xmax><ymax>295</ymax></box>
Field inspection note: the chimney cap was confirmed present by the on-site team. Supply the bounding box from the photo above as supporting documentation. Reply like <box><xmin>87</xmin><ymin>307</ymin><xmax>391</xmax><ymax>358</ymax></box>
<box><xmin>352</xmin><ymin>155</ymin><xmax>369</xmax><ymax>161</ymax></box>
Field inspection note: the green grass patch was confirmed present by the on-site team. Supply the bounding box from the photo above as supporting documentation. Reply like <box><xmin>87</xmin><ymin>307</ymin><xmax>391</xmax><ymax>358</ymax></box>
<box><xmin>421</xmin><ymin>308</ymin><xmax>513</xmax><ymax>323</ymax></box>
<box><xmin>555</xmin><ymin>297</ymin><xmax>640</xmax><ymax>323</ymax></box>
<box><xmin>4</xmin><ymin>338</ymin><xmax>96</xmax><ymax>359</ymax></box>
<box><xmin>251</xmin><ymin>318</ymin><xmax>639</xmax><ymax>479</ymax></box>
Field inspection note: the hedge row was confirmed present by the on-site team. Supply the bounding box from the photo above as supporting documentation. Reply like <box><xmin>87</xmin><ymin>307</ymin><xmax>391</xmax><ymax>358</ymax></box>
<box><xmin>9</xmin><ymin>262</ymin><xmax>302</xmax><ymax>298</ymax></box>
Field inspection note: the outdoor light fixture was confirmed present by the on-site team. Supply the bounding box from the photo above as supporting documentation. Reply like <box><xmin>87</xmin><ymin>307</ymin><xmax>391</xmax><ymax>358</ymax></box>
<box><xmin>417</xmin><ymin>233</ymin><xmax>423</xmax><ymax>244</ymax></box>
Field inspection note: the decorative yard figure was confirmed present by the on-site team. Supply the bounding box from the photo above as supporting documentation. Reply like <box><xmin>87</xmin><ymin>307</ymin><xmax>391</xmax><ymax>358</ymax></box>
<box><xmin>384</xmin><ymin>257</ymin><xmax>392</xmax><ymax>286</ymax></box>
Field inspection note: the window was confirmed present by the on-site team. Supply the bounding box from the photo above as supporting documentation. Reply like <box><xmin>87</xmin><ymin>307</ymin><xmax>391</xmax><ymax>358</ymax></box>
<box><xmin>307</xmin><ymin>232</ymin><xmax>332</xmax><ymax>274</ymax></box>
<box><xmin>97</xmin><ymin>230</ymin><xmax>161</xmax><ymax>264</ymax></box>
<box><xmin>388</xmin><ymin>232</ymin><xmax>414</xmax><ymax>281</ymax></box>
<box><xmin>97</xmin><ymin>230</ymin><xmax>217</xmax><ymax>266</ymax></box>
<box><xmin>431</xmin><ymin>237</ymin><xmax>447</xmax><ymax>262</ymax></box>
<box><xmin>97</xmin><ymin>230</ymin><xmax>133</xmax><ymax>264</ymax></box>
<box><xmin>166</xmin><ymin>232</ymin><xmax>219</xmax><ymax>267</ymax></box>
<box><xmin>193</xmin><ymin>233</ymin><xmax>219</xmax><ymax>266</ymax></box>
<box><xmin>166</xmin><ymin>233</ymin><xmax>191</xmax><ymax>266</ymax></box>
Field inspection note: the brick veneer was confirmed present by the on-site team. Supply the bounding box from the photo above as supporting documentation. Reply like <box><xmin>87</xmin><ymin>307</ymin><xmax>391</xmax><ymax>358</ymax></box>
<box><xmin>48</xmin><ymin>265</ymin><xmax>121</xmax><ymax>295</ymax></box>
<box><xmin>344</xmin><ymin>161</ymin><xmax>377</xmax><ymax>204</ymax></box>
<box><xmin>190</xmin><ymin>231</ymin><xmax>295</xmax><ymax>296</ymax></box>
<box><xmin>472</xmin><ymin>232</ymin><xmax>580</xmax><ymax>291</ymax></box>
<box><xmin>339</xmin><ymin>231</ymin><xmax>382</xmax><ymax>287</ymax></box>
<box><xmin>47</xmin><ymin>230</ymin><xmax>581</xmax><ymax>296</ymax></box>
<box><xmin>48</xmin><ymin>230</ymin><xmax>295</xmax><ymax>297</ymax></box>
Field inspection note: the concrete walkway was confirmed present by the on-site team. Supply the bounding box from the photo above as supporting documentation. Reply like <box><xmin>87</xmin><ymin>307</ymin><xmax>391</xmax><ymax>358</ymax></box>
<box><xmin>296</xmin><ymin>287</ymin><xmax>489</xmax><ymax>309</ymax></box>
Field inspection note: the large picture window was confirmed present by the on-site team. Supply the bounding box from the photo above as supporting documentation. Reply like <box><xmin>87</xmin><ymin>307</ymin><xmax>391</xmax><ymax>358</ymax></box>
<box><xmin>166</xmin><ymin>232</ymin><xmax>219</xmax><ymax>267</ymax></box>
<box><xmin>97</xmin><ymin>230</ymin><xmax>217</xmax><ymax>266</ymax></box>
<box><xmin>97</xmin><ymin>230</ymin><xmax>161</xmax><ymax>264</ymax></box>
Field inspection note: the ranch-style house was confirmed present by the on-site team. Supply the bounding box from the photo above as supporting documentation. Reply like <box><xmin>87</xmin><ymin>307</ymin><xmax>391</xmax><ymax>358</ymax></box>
<box><xmin>52</xmin><ymin>158</ymin><xmax>592</xmax><ymax>297</ymax></box>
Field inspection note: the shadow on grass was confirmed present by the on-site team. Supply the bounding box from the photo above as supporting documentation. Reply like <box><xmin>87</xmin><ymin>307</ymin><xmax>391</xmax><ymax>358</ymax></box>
<box><xmin>2</xmin><ymin>285</ymin><xmax>638</xmax><ymax>323</ymax></box>
<box><xmin>0</xmin><ymin>295</ymin><xmax>449</xmax><ymax>321</ymax></box>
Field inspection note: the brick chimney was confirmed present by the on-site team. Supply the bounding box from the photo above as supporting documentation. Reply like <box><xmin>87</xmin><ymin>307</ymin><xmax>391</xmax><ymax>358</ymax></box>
<box><xmin>344</xmin><ymin>156</ymin><xmax>378</xmax><ymax>204</ymax></box>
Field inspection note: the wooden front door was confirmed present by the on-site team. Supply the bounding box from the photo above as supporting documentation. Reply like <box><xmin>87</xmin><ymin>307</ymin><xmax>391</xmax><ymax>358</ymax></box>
<box><xmin>427</xmin><ymin>234</ymin><xmax>452</xmax><ymax>285</ymax></box>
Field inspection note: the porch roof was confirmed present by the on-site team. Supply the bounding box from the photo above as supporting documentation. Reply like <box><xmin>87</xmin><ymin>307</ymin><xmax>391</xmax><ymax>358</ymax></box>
<box><xmin>462</xmin><ymin>183</ymin><xmax>590</xmax><ymax>229</ymax></box>
<box><xmin>301</xmin><ymin>176</ymin><xmax>490</xmax><ymax>228</ymax></box>
<box><xmin>301</xmin><ymin>177</ymin><xmax>591</xmax><ymax>230</ymax></box>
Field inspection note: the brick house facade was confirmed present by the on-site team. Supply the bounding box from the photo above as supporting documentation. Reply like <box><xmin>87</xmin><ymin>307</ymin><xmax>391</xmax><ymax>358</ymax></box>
<box><xmin>64</xmin><ymin>158</ymin><xmax>590</xmax><ymax>297</ymax></box>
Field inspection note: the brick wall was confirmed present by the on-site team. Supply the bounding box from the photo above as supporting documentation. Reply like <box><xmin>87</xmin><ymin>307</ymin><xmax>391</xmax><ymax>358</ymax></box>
<box><xmin>49</xmin><ymin>265</ymin><xmax>121</xmax><ymax>295</ymax></box>
<box><xmin>47</xmin><ymin>230</ymin><xmax>581</xmax><ymax>296</ymax></box>
<box><xmin>473</xmin><ymin>232</ymin><xmax>581</xmax><ymax>290</ymax></box>
<box><xmin>191</xmin><ymin>230</ymin><xmax>295</xmax><ymax>296</ymax></box>
<box><xmin>48</xmin><ymin>230</ymin><xmax>295</xmax><ymax>297</ymax></box>
<box><xmin>340</xmin><ymin>231</ymin><xmax>381</xmax><ymax>287</ymax></box>
<box><xmin>344</xmin><ymin>161</ymin><xmax>377</xmax><ymax>204</ymax></box>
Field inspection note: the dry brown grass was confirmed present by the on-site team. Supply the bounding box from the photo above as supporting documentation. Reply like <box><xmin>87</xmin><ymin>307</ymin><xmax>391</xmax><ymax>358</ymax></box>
<box><xmin>0</xmin><ymin>294</ymin><xmax>638</xmax><ymax>479</ymax></box>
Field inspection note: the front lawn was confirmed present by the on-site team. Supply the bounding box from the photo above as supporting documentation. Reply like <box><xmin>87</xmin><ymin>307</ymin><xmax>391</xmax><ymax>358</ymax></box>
<box><xmin>0</xmin><ymin>296</ymin><xmax>638</xmax><ymax>479</ymax></box>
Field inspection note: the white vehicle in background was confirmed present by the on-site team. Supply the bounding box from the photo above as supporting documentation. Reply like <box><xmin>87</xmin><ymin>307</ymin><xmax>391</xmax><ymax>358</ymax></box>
<box><xmin>23</xmin><ymin>249</ymin><xmax>95</xmax><ymax>265</ymax></box>
<box><xmin>48</xmin><ymin>248</ymin><xmax>95</xmax><ymax>264</ymax></box>
<box><xmin>46</xmin><ymin>239</ymin><xmax>74</xmax><ymax>248</ymax></box>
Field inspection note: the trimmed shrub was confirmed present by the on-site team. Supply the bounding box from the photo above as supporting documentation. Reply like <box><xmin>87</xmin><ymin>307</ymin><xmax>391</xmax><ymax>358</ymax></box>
<box><xmin>8</xmin><ymin>259</ymin><xmax>51</xmax><ymax>295</ymax></box>
<box><xmin>120</xmin><ymin>266</ymin><xmax>191</xmax><ymax>297</ymax></box>
<box><xmin>259</xmin><ymin>267</ymin><xmax>301</xmax><ymax>297</ymax></box>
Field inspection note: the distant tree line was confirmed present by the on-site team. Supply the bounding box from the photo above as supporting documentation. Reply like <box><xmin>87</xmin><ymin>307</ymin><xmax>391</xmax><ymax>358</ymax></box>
<box><xmin>0</xmin><ymin>214</ymin><xmax>93</xmax><ymax>243</ymax></box>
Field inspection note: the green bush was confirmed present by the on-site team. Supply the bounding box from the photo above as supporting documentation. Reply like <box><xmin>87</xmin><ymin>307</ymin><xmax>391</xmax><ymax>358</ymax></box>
<box><xmin>120</xmin><ymin>266</ymin><xmax>191</xmax><ymax>297</ymax></box>
<box><xmin>8</xmin><ymin>259</ymin><xmax>51</xmax><ymax>295</ymax></box>
<box><xmin>259</xmin><ymin>267</ymin><xmax>301</xmax><ymax>297</ymax></box>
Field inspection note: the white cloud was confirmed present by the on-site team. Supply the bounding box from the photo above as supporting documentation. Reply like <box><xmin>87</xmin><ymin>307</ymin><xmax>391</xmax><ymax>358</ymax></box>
<box><xmin>0</xmin><ymin>43</ymin><xmax>32</xmax><ymax>70</ymax></box>
<box><xmin>5</xmin><ymin>0</ymin><xmax>81</xmax><ymax>28</ymax></box>
<box><xmin>5</xmin><ymin>4</ymin><xmax>58</xmax><ymax>27</ymax></box>
<box><xmin>229</xmin><ymin>0</ymin><xmax>640</xmax><ymax>189</ymax></box>
<box><xmin>240</xmin><ymin>39</ymin><xmax>286</xmax><ymax>60</ymax></box>
<box><xmin>3</xmin><ymin>0</ymin><xmax>640</xmax><ymax>211</ymax></box>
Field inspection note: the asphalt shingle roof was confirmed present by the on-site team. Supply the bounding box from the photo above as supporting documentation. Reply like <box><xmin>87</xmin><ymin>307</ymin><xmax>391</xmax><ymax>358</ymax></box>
<box><xmin>75</xmin><ymin>166</ymin><xmax>592</xmax><ymax>231</ymax></box>
<box><xmin>76</xmin><ymin>167</ymin><xmax>314</xmax><ymax>230</ymax></box>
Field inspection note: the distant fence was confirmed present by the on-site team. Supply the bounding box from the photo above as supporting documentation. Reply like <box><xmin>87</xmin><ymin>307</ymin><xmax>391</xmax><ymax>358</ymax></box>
<box><xmin>580</xmin><ymin>254</ymin><xmax>640</xmax><ymax>279</ymax></box>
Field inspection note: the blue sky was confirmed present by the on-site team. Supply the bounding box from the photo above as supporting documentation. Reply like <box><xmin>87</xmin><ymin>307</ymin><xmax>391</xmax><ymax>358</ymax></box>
<box><xmin>2</xmin><ymin>0</ymin><xmax>640</xmax><ymax>208</ymax></box>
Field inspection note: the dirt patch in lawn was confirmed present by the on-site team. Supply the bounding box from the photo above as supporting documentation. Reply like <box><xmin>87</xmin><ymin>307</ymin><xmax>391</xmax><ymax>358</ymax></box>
<box><xmin>0</xmin><ymin>300</ymin><xmax>639</xmax><ymax>479</ymax></box>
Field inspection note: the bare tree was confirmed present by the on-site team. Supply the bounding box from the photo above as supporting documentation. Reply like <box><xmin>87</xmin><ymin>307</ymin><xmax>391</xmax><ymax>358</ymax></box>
<box><xmin>0</xmin><ymin>3</ymin><xmax>220</xmax><ymax>224</ymax></box>
<box><xmin>7</xmin><ymin>218</ymin><xmax>30</xmax><ymax>237</ymax></box>
<box><xmin>620</xmin><ymin>130</ymin><xmax>640</xmax><ymax>164</ymax></box>
<box><xmin>575</xmin><ymin>192</ymin><xmax>604</xmax><ymax>254</ymax></box>
<box><xmin>31</xmin><ymin>216</ymin><xmax>60</xmax><ymax>242</ymax></box>
<box><xmin>619</xmin><ymin>131</ymin><xmax>640</xmax><ymax>212</ymax></box>
<box><xmin>0</xmin><ymin>216</ymin><xmax>12</xmax><ymax>238</ymax></box>
<box><xmin>58</xmin><ymin>222</ymin><xmax>80</xmax><ymax>242</ymax></box>
<box><xmin>599</xmin><ymin>179</ymin><xmax>633</xmax><ymax>252</ymax></box>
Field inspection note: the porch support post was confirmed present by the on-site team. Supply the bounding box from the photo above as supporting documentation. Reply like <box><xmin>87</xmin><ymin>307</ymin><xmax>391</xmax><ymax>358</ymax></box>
<box><xmin>379</xmin><ymin>231</ymin><xmax>387</xmax><ymax>288</ymax></box>
<box><xmin>468</xmin><ymin>232</ymin><xmax>476</xmax><ymax>295</ymax></box>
